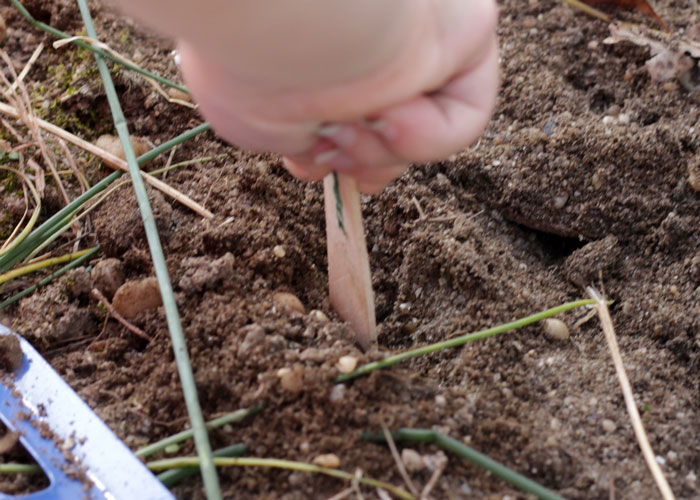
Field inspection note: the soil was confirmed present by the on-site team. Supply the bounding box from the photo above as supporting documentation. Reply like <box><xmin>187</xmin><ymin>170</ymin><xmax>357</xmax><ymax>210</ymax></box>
<box><xmin>0</xmin><ymin>0</ymin><xmax>699</xmax><ymax>499</ymax></box>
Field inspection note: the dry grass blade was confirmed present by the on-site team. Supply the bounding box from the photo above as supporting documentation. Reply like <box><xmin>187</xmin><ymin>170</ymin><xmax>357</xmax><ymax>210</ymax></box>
<box><xmin>0</xmin><ymin>48</ymin><xmax>70</xmax><ymax>207</ymax></box>
<box><xmin>9</xmin><ymin>43</ymin><xmax>44</xmax><ymax>94</ymax></box>
<box><xmin>0</xmin><ymin>101</ymin><xmax>213</xmax><ymax>219</ymax></box>
<box><xmin>587</xmin><ymin>287</ymin><xmax>676</xmax><ymax>500</ymax></box>
<box><xmin>53</xmin><ymin>36</ymin><xmax>196</xmax><ymax>109</ymax></box>
<box><xmin>381</xmin><ymin>424</ymin><xmax>420</xmax><ymax>498</ymax></box>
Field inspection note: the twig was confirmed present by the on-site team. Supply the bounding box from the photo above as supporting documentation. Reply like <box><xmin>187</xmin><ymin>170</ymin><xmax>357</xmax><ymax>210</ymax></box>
<box><xmin>587</xmin><ymin>288</ymin><xmax>676</xmax><ymax>500</ymax></box>
<box><xmin>90</xmin><ymin>288</ymin><xmax>152</xmax><ymax>342</ymax></box>
<box><xmin>325</xmin><ymin>487</ymin><xmax>354</xmax><ymax>500</ymax></box>
<box><xmin>9</xmin><ymin>43</ymin><xmax>44</xmax><ymax>94</ymax></box>
<box><xmin>420</xmin><ymin>452</ymin><xmax>447</xmax><ymax>499</ymax></box>
<box><xmin>0</xmin><ymin>101</ymin><xmax>213</xmax><ymax>219</ymax></box>
<box><xmin>382</xmin><ymin>424</ymin><xmax>420</xmax><ymax>497</ymax></box>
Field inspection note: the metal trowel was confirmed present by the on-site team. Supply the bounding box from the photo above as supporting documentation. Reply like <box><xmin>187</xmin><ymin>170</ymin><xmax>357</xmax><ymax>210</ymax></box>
<box><xmin>0</xmin><ymin>324</ymin><xmax>175</xmax><ymax>500</ymax></box>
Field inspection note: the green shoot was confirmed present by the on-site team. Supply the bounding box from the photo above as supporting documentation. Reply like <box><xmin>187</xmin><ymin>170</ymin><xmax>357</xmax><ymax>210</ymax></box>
<box><xmin>336</xmin><ymin>299</ymin><xmax>598</xmax><ymax>383</ymax></box>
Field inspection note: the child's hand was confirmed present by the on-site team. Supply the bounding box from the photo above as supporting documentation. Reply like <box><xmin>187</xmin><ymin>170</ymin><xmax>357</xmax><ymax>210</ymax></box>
<box><xmin>114</xmin><ymin>0</ymin><xmax>499</xmax><ymax>193</ymax></box>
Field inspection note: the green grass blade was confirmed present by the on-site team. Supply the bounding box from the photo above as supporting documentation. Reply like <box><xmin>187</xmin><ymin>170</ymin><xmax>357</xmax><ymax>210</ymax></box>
<box><xmin>137</xmin><ymin>407</ymin><xmax>262</xmax><ymax>459</ymax></box>
<box><xmin>363</xmin><ymin>428</ymin><xmax>568</xmax><ymax>500</ymax></box>
<box><xmin>9</xmin><ymin>0</ymin><xmax>188</xmax><ymax>93</ymax></box>
<box><xmin>335</xmin><ymin>299</ymin><xmax>596</xmax><ymax>383</ymax></box>
<box><xmin>0</xmin><ymin>122</ymin><xmax>210</xmax><ymax>273</ymax></box>
<box><xmin>157</xmin><ymin>444</ymin><xmax>248</xmax><ymax>487</ymax></box>
<box><xmin>74</xmin><ymin>2</ymin><xmax>220</xmax><ymax>497</ymax></box>
<box><xmin>0</xmin><ymin>247</ymin><xmax>100</xmax><ymax>310</ymax></box>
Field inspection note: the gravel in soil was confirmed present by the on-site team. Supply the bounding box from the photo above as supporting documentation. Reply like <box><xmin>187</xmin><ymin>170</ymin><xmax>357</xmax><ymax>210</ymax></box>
<box><xmin>1</xmin><ymin>1</ymin><xmax>699</xmax><ymax>499</ymax></box>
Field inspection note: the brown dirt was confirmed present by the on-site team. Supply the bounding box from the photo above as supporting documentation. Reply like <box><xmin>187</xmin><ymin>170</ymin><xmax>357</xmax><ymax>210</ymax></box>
<box><xmin>1</xmin><ymin>0</ymin><xmax>699</xmax><ymax>498</ymax></box>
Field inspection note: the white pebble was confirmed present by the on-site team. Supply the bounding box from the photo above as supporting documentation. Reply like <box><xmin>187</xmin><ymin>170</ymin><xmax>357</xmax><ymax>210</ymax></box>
<box><xmin>273</xmin><ymin>245</ymin><xmax>286</xmax><ymax>258</ymax></box>
<box><xmin>329</xmin><ymin>384</ymin><xmax>346</xmax><ymax>402</ymax></box>
<box><xmin>312</xmin><ymin>454</ymin><xmax>340</xmax><ymax>469</ymax></box>
<box><xmin>543</xmin><ymin>318</ymin><xmax>570</xmax><ymax>341</ymax></box>
<box><xmin>656</xmin><ymin>455</ymin><xmax>666</xmax><ymax>466</ymax></box>
<box><xmin>336</xmin><ymin>356</ymin><xmax>357</xmax><ymax>374</ymax></box>
<box><xmin>401</xmin><ymin>448</ymin><xmax>425</xmax><ymax>473</ymax></box>
<box><xmin>601</xmin><ymin>419</ymin><xmax>616</xmax><ymax>433</ymax></box>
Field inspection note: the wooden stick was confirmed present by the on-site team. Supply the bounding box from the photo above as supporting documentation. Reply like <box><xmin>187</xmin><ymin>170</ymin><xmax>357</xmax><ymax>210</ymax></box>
<box><xmin>323</xmin><ymin>173</ymin><xmax>376</xmax><ymax>349</ymax></box>
<box><xmin>587</xmin><ymin>287</ymin><xmax>676</xmax><ymax>500</ymax></box>
<box><xmin>0</xmin><ymin>101</ymin><xmax>214</xmax><ymax>219</ymax></box>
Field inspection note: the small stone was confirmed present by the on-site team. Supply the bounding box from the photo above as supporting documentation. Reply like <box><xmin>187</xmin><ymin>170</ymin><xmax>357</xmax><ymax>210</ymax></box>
<box><xmin>329</xmin><ymin>384</ymin><xmax>346</xmax><ymax>402</ymax></box>
<box><xmin>0</xmin><ymin>335</ymin><xmax>23</xmax><ymax>372</ymax></box>
<box><xmin>95</xmin><ymin>135</ymin><xmax>151</xmax><ymax>163</ymax></box>
<box><xmin>401</xmin><ymin>448</ymin><xmax>425</xmax><ymax>473</ymax></box>
<box><xmin>112</xmin><ymin>277</ymin><xmax>161</xmax><ymax>319</ymax></box>
<box><xmin>667</xmin><ymin>451</ymin><xmax>678</xmax><ymax>463</ymax></box>
<box><xmin>278</xmin><ymin>367</ymin><xmax>303</xmax><ymax>393</ymax></box>
<box><xmin>656</xmin><ymin>455</ymin><xmax>666</xmax><ymax>466</ymax></box>
<box><xmin>553</xmin><ymin>194</ymin><xmax>568</xmax><ymax>209</ymax></box>
<box><xmin>272</xmin><ymin>245</ymin><xmax>286</xmax><ymax>258</ymax></box>
<box><xmin>617</xmin><ymin>113</ymin><xmax>630</xmax><ymax>125</ymax></box>
<box><xmin>312</xmin><ymin>453</ymin><xmax>340</xmax><ymax>469</ymax></box>
<box><xmin>601</xmin><ymin>419</ymin><xmax>616</xmax><ymax>433</ymax></box>
<box><xmin>543</xmin><ymin>318</ymin><xmax>570</xmax><ymax>341</ymax></box>
<box><xmin>91</xmin><ymin>258</ymin><xmax>125</xmax><ymax>299</ymax></box>
<box><xmin>336</xmin><ymin>355</ymin><xmax>357</xmax><ymax>374</ymax></box>
<box><xmin>273</xmin><ymin>292</ymin><xmax>305</xmax><ymax>314</ymax></box>
<box><xmin>435</xmin><ymin>395</ymin><xmax>447</xmax><ymax>406</ymax></box>
<box><xmin>166</xmin><ymin>87</ymin><xmax>191</xmax><ymax>102</ymax></box>
<box><xmin>311</xmin><ymin>310</ymin><xmax>329</xmax><ymax>323</ymax></box>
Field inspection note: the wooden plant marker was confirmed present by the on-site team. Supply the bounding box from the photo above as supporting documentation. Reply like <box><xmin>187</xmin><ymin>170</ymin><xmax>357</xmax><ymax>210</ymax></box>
<box><xmin>323</xmin><ymin>172</ymin><xmax>377</xmax><ymax>349</ymax></box>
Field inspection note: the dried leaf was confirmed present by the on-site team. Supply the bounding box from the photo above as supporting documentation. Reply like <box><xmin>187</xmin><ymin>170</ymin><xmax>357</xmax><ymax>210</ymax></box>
<box><xmin>603</xmin><ymin>23</ymin><xmax>700</xmax><ymax>90</ymax></box>
<box><xmin>583</xmin><ymin>0</ymin><xmax>668</xmax><ymax>30</ymax></box>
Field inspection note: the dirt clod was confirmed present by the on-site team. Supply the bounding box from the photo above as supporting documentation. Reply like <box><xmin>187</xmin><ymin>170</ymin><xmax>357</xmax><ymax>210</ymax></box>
<box><xmin>94</xmin><ymin>134</ymin><xmax>151</xmax><ymax>162</ymax></box>
<box><xmin>111</xmin><ymin>277</ymin><xmax>161</xmax><ymax>319</ymax></box>
<box><xmin>401</xmin><ymin>448</ymin><xmax>425</xmax><ymax>473</ymax></box>
<box><xmin>0</xmin><ymin>335</ymin><xmax>23</xmax><ymax>372</ymax></box>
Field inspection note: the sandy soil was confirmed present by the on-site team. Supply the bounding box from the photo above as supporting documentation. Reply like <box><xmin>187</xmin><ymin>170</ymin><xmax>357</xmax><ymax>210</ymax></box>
<box><xmin>0</xmin><ymin>0</ymin><xmax>699</xmax><ymax>498</ymax></box>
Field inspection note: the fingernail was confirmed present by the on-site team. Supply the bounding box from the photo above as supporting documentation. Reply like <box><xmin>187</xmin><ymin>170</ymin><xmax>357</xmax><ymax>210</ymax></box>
<box><xmin>316</xmin><ymin>124</ymin><xmax>344</xmax><ymax>137</ymax></box>
<box><xmin>314</xmin><ymin>149</ymin><xmax>340</xmax><ymax>165</ymax></box>
<box><xmin>361</xmin><ymin>118</ymin><xmax>388</xmax><ymax>131</ymax></box>
<box><xmin>362</xmin><ymin>118</ymin><xmax>397</xmax><ymax>140</ymax></box>
<box><xmin>313</xmin><ymin>149</ymin><xmax>355</xmax><ymax>170</ymax></box>
<box><xmin>315</xmin><ymin>123</ymin><xmax>356</xmax><ymax>148</ymax></box>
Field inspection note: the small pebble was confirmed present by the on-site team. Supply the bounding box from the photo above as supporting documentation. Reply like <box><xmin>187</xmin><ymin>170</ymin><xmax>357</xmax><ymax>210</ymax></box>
<box><xmin>329</xmin><ymin>384</ymin><xmax>346</xmax><ymax>402</ymax></box>
<box><xmin>112</xmin><ymin>277</ymin><xmax>161</xmax><ymax>319</ymax></box>
<box><xmin>336</xmin><ymin>355</ymin><xmax>357</xmax><ymax>374</ymax></box>
<box><xmin>278</xmin><ymin>368</ymin><xmax>303</xmax><ymax>393</ymax></box>
<box><xmin>401</xmin><ymin>448</ymin><xmax>424</xmax><ymax>473</ymax></box>
<box><xmin>272</xmin><ymin>245</ymin><xmax>286</xmax><ymax>258</ymax></box>
<box><xmin>656</xmin><ymin>455</ymin><xmax>666</xmax><ymax>466</ymax></box>
<box><xmin>435</xmin><ymin>395</ymin><xmax>446</xmax><ymax>406</ymax></box>
<box><xmin>553</xmin><ymin>194</ymin><xmax>568</xmax><ymax>209</ymax></box>
<box><xmin>311</xmin><ymin>310</ymin><xmax>329</xmax><ymax>323</ymax></box>
<box><xmin>601</xmin><ymin>419</ymin><xmax>616</xmax><ymax>433</ymax></box>
<box><xmin>300</xmin><ymin>347</ymin><xmax>324</xmax><ymax>363</ymax></box>
<box><xmin>273</xmin><ymin>292</ymin><xmax>305</xmax><ymax>314</ymax></box>
<box><xmin>312</xmin><ymin>453</ymin><xmax>340</xmax><ymax>469</ymax></box>
<box><xmin>543</xmin><ymin>318</ymin><xmax>570</xmax><ymax>341</ymax></box>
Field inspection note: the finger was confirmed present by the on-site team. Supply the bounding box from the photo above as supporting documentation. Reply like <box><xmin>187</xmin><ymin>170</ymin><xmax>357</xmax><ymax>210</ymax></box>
<box><xmin>369</xmin><ymin>35</ymin><xmax>499</xmax><ymax>164</ymax></box>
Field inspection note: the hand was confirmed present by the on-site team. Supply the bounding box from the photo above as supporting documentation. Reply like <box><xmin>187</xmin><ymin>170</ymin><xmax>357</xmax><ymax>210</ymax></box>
<box><xmin>114</xmin><ymin>0</ymin><xmax>499</xmax><ymax>193</ymax></box>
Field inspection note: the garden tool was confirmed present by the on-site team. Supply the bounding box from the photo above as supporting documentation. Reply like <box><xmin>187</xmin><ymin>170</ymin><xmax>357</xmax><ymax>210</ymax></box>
<box><xmin>0</xmin><ymin>324</ymin><xmax>175</xmax><ymax>500</ymax></box>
